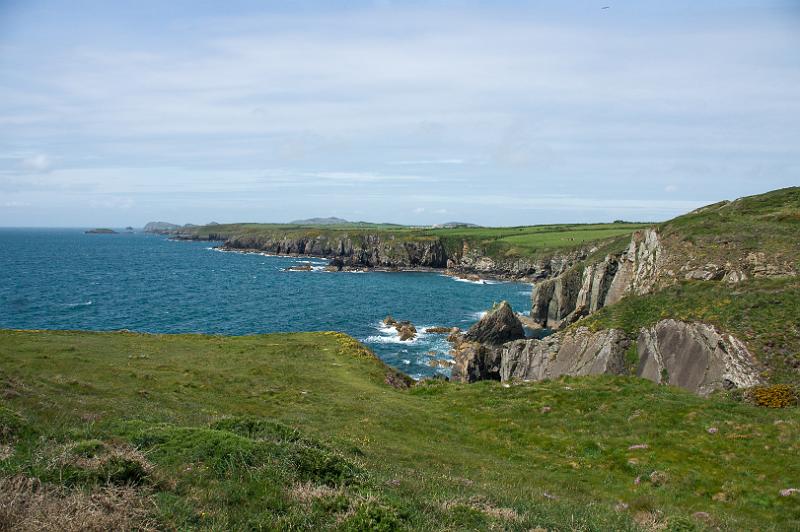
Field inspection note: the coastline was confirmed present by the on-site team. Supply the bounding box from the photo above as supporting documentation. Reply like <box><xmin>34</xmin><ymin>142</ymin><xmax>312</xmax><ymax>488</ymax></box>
<box><xmin>188</xmin><ymin>240</ymin><xmax>540</xmax><ymax>283</ymax></box>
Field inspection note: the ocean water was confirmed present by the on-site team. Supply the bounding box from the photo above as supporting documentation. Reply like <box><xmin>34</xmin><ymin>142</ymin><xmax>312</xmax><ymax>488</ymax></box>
<box><xmin>0</xmin><ymin>228</ymin><xmax>533</xmax><ymax>378</ymax></box>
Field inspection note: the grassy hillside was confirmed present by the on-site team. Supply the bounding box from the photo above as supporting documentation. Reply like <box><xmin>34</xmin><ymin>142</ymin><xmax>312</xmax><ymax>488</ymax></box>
<box><xmin>2</xmin><ymin>330</ymin><xmax>799</xmax><ymax>530</ymax></box>
<box><xmin>189</xmin><ymin>221</ymin><xmax>649</xmax><ymax>261</ymax></box>
<box><xmin>657</xmin><ymin>187</ymin><xmax>800</xmax><ymax>272</ymax></box>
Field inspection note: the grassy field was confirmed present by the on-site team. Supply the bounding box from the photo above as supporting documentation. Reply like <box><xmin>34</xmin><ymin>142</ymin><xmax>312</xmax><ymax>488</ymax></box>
<box><xmin>189</xmin><ymin>221</ymin><xmax>650</xmax><ymax>260</ymax></box>
<box><xmin>2</xmin><ymin>330</ymin><xmax>799</xmax><ymax>530</ymax></box>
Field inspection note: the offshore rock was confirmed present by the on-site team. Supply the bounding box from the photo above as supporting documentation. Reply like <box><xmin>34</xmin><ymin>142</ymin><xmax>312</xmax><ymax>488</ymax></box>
<box><xmin>463</xmin><ymin>301</ymin><xmax>525</xmax><ymax>345</ymax></box>
<box><xmin>637</xmin><ymin>319</ymin><xmax>763</xmax><ymax>396</ymax></box>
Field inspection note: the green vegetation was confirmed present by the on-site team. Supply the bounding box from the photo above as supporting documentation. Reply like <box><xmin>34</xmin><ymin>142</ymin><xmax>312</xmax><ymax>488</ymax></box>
<box><xmin>581</xmin><ymin>277</ymin><xmax>800</xmax><ymax>384</ymax></box>
<box><xmin>2</xmin><ymin>330</ymin><xmax>799</xmax><ymax>530</ymax></box>
<box><xmin>659</xmin><ymin>187</ymin><xmax>800</xmax><ymax>270</ymax></box>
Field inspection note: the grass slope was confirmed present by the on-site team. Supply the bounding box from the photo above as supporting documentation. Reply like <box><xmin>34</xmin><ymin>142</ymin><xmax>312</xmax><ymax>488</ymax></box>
<box><xmin>2</xmin><ymin>330</ymin><xmax>799</xmax><ymax>530</ymax></box>
<box><xmin>658</xmin><ymin>187</ymin><xmax>800</xmax><ymax>272</ymax></box>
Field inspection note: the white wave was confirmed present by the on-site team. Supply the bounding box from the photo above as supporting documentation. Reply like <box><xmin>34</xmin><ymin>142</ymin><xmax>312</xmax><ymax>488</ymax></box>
<box><xmin>450</xmin><ymin>276</ymin><xmax>487</xmax><ymax>285</ymax></box>
<box><xmin>469</xmin><ymin>311</ymin><xmax>488</xmax><ymax>320</ymax></box>
<box><xmin>364</xmin><ymin>334</ymin><xmax>419</xmax><ymax>345</ymax></box>
<box><xmin>63</xmin><ymin>300</ymin><xmax>92</xmax><ymax>308</ymax></box>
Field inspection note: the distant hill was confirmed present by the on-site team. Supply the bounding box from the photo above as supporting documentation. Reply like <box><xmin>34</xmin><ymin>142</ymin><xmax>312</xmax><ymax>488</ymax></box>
<box><xmin>143</xmin><ymin>221</ymin><xmax>182</xmax><ymax>234</ymax></box>
<box><xmin>431</xmin><ymin>221</ymin><xmax>481</xmax><ymax>228</ymax></box>
<box><xmin>144</xmin><ymin>221</ymin><xmax>218</xmax><ymax>235</ymax></box>
<box><xmin>289</xmin><ymin>217</ymin><xmax>351</xmax><ymax>225</ymax></box>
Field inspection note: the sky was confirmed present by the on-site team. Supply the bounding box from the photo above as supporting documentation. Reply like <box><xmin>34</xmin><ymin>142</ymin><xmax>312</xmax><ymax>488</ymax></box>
<box><xmin>1</xmin><ymin>0</ymin><xmax>798</xmax><ymax>227</ymax></box>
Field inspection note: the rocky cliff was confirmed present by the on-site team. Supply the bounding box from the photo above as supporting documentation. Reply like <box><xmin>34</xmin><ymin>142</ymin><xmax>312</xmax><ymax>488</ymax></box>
<box><xmin>529</xmin><ymin>220</ymin><xmax>797</xmax><ymax>330</ymax></box>
<box><xmin>530</xmin><ymin>229</ymin><xmax>664</xmax><ymax>329</ymax></box>
<box><xmin>218</xmin><ymin>233</ymin><xmax>450</xmax><ymax>269</ymax></box>
<box><xmin>453</xmin><ymin>318</ymin><xmax>764</xmax><ymax>395</ymax></box>
<box><xmin>195</xmin><ymin>231</ymin><xmax>593</xmax><ymax>279</ymax></box>
<box><xmin>637</xmin><ymin>319</ymin><xmax>763</xmax><ymax>396</ymax></box>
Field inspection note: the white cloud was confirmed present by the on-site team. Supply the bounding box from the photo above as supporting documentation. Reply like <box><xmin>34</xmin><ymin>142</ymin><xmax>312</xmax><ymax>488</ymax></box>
<box><xmin>0</xmin><ymin>3</ymin><xmax>798</xmax><ymax>226</ymax></box>
<box><xmin>20</xmin><ymin>154</ymin><xmax>51</xmax><ymax>172</ymax></box>
<box><xmin>390</xmin><ymin>159</ymin><xmax>465</xmax><ymax>165</ymax></box>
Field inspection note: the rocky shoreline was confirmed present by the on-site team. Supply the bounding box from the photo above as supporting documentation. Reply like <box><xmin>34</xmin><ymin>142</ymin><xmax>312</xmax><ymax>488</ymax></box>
<box><xmin>171</xmin><ymin>230</ymin><xmax>590</xmax><ymax>282</ymax></box>
<box><xmin>206</xmin><ymin>243</ymin><xmax>536</xmax><ymax>282</ymax></box>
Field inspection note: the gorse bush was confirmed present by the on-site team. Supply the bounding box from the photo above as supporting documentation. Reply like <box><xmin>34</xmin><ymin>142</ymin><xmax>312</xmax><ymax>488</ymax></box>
<box><xmin>749</xmin><ymin>384</ymin><xmax>798</xmax><ymax>408</ymax></box>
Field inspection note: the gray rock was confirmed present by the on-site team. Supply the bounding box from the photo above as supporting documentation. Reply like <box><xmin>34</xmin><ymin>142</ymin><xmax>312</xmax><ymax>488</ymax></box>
<box><xmin>636</xmin><ymin>319</ymin><xmax>763</xmax><ymax>395</ymax></box>
<box><xmin>463</xmin><ymin>301</ymin><xmax>525</xmax><ymax>345</ymax></box>
<box><xmin>450</xmin><ymin>342</ymin><xmax>502</xmax><ymax>382</ymax></box>
<box><xmin>530</xmin><ymin>228</ymin><xmax>665</xmax><ymax>329</ymax></box>
<box><xmin>500</xmin><ymin>327</ymin><xmax>630</xmax><ymax>382</ymax></box>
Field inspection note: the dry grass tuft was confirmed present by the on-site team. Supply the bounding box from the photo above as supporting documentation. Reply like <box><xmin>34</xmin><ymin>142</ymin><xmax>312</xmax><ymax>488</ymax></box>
<box><xmin>289</xmin><ymin>482</ymin><xmax>341</xmax><ymax>503</ymax></box>
<box><xmin>0</xmin><ymin>445</ymin><xmax>13</xmax><ymax>461</ymax></box>
<box><xmin>632</xmin><ymin>510</ymin><xmax>668</xmax><ymax>531</ymax></box>
<box><xmin>441</xmin><ymin>495</ymin><xmax>522</xmax><ymax>522</ymax></box>
<box><xmin>0</xmin><ymin>475</ymin><xmax>158</xmax><ymax>531</ymax></box>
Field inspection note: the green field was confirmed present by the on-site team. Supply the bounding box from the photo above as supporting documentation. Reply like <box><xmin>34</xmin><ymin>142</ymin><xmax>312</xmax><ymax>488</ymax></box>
<box><xmin>2</xmin><ymin>330</ymin><xmax>798</xmax><ymax>530</ymax></box>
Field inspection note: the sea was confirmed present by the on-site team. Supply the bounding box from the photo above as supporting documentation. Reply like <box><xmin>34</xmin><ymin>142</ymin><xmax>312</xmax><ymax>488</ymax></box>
<box><xmin>0</xmin><ymin>228</ymin><xmax>533</xmax><ymax>379</ymax></box>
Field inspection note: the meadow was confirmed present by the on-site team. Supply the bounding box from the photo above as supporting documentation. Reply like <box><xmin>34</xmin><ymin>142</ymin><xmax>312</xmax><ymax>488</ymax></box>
<box><xmin>1</xmin><ymin>330</ymin><xmax>798</xmax><ymax>530</ymax></box>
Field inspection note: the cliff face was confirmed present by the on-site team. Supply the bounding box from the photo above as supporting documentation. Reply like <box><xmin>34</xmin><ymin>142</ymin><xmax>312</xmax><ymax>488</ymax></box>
<box><xmin>205</xmin><ymin>231</ymin><xmax>593</xmax><ymax>278</ymax></box>
<box><xmin>499</xmin><ymin>328</ymin><xmax>631</xmax><ymax>383</ymax></box>
<box><xmin>219</xmin><ymin>234</ymin><xmax>450</xmax><ymax>268</ymax></box>
<box><xmin>637</xmin><ymin>319</ymin><xmax>763</xmax><ymax>395</ymax></box>
<box><xmin>530</xmin><ymin>229</ymin><xmax>664</xmax><ymax>329</ymax></box>
<box><xmin>453</xmin><ymin>319</ymin><xmax>764</xmax><ymax>395</ymax></box>
<box><xmin>447</xmin><ymin>246</ymin><xmax>587</xmax><ymax>280</ymax></box>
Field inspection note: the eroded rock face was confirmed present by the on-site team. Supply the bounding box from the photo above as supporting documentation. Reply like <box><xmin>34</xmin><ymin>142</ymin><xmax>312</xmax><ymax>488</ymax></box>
<box><xmin>500</xmin><ymin>328</ymin><xmax>630</xmax><ymax>382</ymax></box>
<box><xmin>530</xmin><ymin>229</ymin><xmax>665</xmax><ymax>329</ymax></box>
<box><xmin>463</xmin><ymin>301</ymin><xmax>525</xmax><ymax>345</ymax></box>
<box><xmin>637</xmin><ymin>320</ymin><xmax>763</xmax><ymax>396</ymax></box>
<box><xmin>221</xmin><ymin>234</ymin><xmax>449</xmax><ymax>269</ymax></box>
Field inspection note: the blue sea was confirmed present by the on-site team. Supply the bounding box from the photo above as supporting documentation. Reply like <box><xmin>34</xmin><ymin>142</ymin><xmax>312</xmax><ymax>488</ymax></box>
<box><xmin>0</xmin><ymin>228</ymin><xmax>532</xmax><ymax>378</ymax></box>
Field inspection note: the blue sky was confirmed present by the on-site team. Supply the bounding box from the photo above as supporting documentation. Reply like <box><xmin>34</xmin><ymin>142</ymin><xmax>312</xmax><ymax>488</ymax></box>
<box><xmin>1</xmin><ymin>0</ymin><xmax>798</xmax><ymax>227</ymax></box>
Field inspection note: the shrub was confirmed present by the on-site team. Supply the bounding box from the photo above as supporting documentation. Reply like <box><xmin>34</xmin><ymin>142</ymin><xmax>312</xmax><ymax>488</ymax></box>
<box><xmin>285</xmin><ymin>445</ymin><xmax>362</xmax><ymax>486</ymax></box>
<box><xmin>210</xmin><ymin>417</ymin><xmax>302</xmax><ymax>443</ymax></box>
<box><xmin>131</xmin><ymin>425</ymin><xmax>263</xmax><ymax>475</ymax></box>
<box><xmin>70</xmin><ymin>439</ymin><xmax>105</xmax><ymax>457</ymax></box>
<box><xmin>749</xmin><ymin>384</ymin><xmax>798</xmax><ymax>408</ymax></box>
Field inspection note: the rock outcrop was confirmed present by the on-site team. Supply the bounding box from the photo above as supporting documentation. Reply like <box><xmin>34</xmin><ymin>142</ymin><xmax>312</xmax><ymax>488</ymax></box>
<box><xmin>500</xmin><ymin>328</ymin><xmax>631</xmax><ymax>382</ymax></box>
<box><xmin>451</xmin><ymin>301</ymin><xmax>526</xmax><ymax>382</ymax></box>
<box><xmin>530</xmin><ymin>229</ymin><xmax>665</xmax><ymax>329</ymax></box>
<box><xmin>451</xmin><ymin>342</ymin><xmax>502</xmax><ymax>382</ymax></box>
<box><xmin>458</xmin><ymin>317</ymin><xmax>763</xmax><ymax>396</ymax></box>
<box><xmin>383</xmin><ymin>316</ymin><xmax>417</xmax><ymax>341</ymax></box>
<box><xmin>463</xmin><ymin>301</ymin><xmax>526</xmax><ymax>345</ymax></box>
<box><xmin>637</xmin><ymin>320</ymin><xmax>763</xmax><ymax>396</ymax></box>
